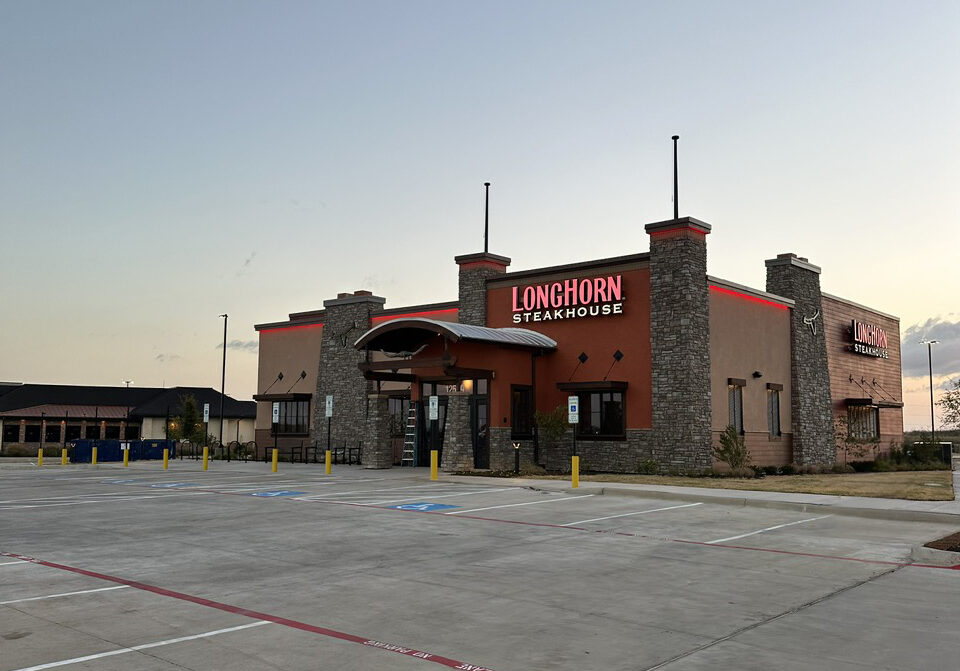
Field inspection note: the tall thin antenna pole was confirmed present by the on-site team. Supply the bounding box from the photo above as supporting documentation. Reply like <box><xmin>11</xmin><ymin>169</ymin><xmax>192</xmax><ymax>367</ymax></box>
<box><xmin>483</xmin><ymin>182</ymin><xmax>490</xmax><ymax>253</ymax></box>
<box><xmin>219</xmin><ymin>313</ymin><xmax>228</xmax><ymax>460</ymax></box>
<box><xmin>672</xmin><ymin>135</ymin><xmax>679</xmax><ymax>220</ymax></box>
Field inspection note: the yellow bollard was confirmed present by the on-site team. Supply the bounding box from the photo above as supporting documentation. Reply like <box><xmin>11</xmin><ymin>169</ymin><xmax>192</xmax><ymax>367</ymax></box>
<box><xmin>325</xmin><ymin>450</ymin><xmax>332</xmax><ymax>475</ymax></box>
<box><xmin>61</xmin><ymin>448</ymin><xmax>67</xmax><ymax>466</ymax></box>
<box><xmin>202</xmin><ymin>446</ymin><xmax>209</xmax><ymax>471</ymax></box>
<box><xmin>163</xmin><ymin>448</ymin><xmax>169</xmax><ymax>470</ymax></box>
<box><xmin>272</xmin><ymin>448</ymin><xmax>279</xmax><ymax>473</ymax></box>
<box><xmin>37</xmin><ymin>449</ymin><xmax>43</xmax><ymax>468</ymax></box>
<box><xmin>92</xmin><ymin>446</ymin><xmax>98</xmax><ymax>466</ymax></box>
<box><xmin>123</xmin><ymin>448</ymin><xmax>129</xmax><ymax>467</ymax></box>
<box><xmin>572</xmin><ymin>455</ymin><xmax>580</xmax><ymax>489</ymax></box>
<box><xmin>430</xmin><ymin>450</ymin><xmax>438</xmax><ymax>481</ymax></box>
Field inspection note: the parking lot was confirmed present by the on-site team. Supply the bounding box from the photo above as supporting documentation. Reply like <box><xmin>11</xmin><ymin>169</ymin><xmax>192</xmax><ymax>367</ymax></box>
<box><xmin>2</xmin><ymin>462</ymin><xmax>959</xmax><ymax>671</ymax></box>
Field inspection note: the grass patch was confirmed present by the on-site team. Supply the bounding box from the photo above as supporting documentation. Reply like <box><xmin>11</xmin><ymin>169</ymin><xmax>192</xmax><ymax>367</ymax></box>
<box><xmin>522</xmin><ymin>470</ymin><xmax>955</xmax><ymax>501</ymax></box>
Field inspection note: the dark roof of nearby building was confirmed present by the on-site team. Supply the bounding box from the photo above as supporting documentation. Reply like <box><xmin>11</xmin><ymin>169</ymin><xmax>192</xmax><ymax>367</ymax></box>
<box><xmin>0</xmin><ymin>384</ymin><xmax>255</xmax><ymax>419</ymax></box>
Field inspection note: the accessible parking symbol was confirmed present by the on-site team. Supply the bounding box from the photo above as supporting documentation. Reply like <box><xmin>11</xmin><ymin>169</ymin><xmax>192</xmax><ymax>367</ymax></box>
<box><xmin>388</xmin><ymin>502</ymin><xmax>460</xmax><ymax>512</ymax></box>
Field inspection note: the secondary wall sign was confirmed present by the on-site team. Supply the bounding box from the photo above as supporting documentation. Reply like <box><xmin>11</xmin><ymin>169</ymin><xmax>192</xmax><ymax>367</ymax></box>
<box><xmin>511</xmin><ymin>274</ymin><xmax>624</xmax><ymax>324</ymax></box>
<box><xmin>428</xmin><ymin>395</ymin><xmax>439</xmax><ymax>421</ymax></box>
<box><xmin>325</xmin><ymin>395</ymin><xmax>334</xmax><ymax>418</ymax></box>
<box><xmin>203</xmin><ymin>403</ymin><xmax>210</xmax><ymax>423</ymax></box>
<box><xmin>272</xmin><ymin>402</ymin><xmax>280</xmax><ymax>424</ymax></box>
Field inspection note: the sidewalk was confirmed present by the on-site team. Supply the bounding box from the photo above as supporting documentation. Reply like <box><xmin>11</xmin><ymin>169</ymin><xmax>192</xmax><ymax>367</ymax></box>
<box><xmin>442</xmin><ymin>470</ymin><xmax>960</xmax><ymax>523</ymax></box>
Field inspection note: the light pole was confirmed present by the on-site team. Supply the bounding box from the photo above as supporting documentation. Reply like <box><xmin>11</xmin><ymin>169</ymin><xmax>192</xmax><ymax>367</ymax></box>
<box><xmin>920</xmin><ymin>339</ymin><xmax>939</xmax><ymax>447</ymax></box>
<box><xmin>219</xmin><ymin>314</ymin><xmax>228</xmax><ymax>461</ymax></box>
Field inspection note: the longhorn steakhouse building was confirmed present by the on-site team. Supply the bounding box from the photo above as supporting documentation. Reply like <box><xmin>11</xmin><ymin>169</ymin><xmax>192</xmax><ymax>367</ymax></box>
<box><xmin>254</xmin><ymin>216</ymin><xmax>903</xmax><ymax>473</ymax></box>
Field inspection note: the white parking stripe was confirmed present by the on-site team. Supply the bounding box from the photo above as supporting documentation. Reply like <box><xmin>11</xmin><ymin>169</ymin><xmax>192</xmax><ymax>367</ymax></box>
<box><xmin>0</xmin><ymin>560</ymin><xmax>29</xmax><ymax>566</ymax></box>
<box><xmin>707</xmin><ymin>515</ymin><xmax>832</xmax><ymax>544</ymax></box>
<box><xmin>447</xmin><ymin>494</ymin><xmax>595</xmax><ymax>515</ymax></box>
<box><xmin>0</xmin><ymin>585</ymin><xmax>129</xmax><ymax>605</ymax></box>
<box><xmin>0</xmin><ymin>491</ymin><xmax>213</xmax><ymax>510</ymax></box>
<box><xmin>293</xmin><ymin>484</ymin><xmax>464</xmax><ymax>500</ymax></box>
<box><xmin>561</xmin><ymin>502</ymin><xmax>704</xmax><ymax>526</ymax></box>
<box><xmin>9</xmin><ymin>621</ymin><xmax>271</xmax><ymax>671</ymax></box>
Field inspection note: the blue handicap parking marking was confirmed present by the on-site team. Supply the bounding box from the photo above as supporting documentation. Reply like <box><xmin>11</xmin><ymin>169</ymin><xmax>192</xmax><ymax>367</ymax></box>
<box><xmin>388</xmin><ymin>502</ymin><xmax>460</xmax><ymax>512</ymax></box>
<box><xmin>250</xmin><ymin>490</ymin><xmax>305</xmax><ymax>497</ymax></box>
<box><xmin>104</xmin><ymin>479</ymin><xmax>138</xmax><ymax>484</ymax></box>
<box><xmin>150</xmin><ymin>482</ymin><xmax>194</xmax><ymax>488</ymax></box>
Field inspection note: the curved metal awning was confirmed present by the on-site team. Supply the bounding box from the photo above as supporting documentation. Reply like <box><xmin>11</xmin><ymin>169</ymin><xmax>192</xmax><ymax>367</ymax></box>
<box><xmin>354</xmin><ymin>318</ymin><xmax>557</xmax><ymax>355</ymax></box>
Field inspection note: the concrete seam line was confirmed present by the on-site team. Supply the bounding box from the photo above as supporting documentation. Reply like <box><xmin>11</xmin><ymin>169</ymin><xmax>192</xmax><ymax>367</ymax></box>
<box><xmin>640</xmin><ymin>565</ymin><xmax>905</xmax><ymax>671</ymax></box>
<box><xmin>0</xmin><ymin>585</ymin><xmax>129</xmax><ymax>605</ymax></box>
<box><xmin>706</xmin><ymin>515</ymin><xmax>832</xmax><ymax>544</ymax></box>
<box><xmin>0</xmin><ymin>551</ymin><xmax>498</xmax><ymax>671</ymax></box>
<box><xmin>561</xmin><ymin>502</ymin><xmax>703</xmax><ymax>526</ymax></box>
<box><xmin>8</xmin><ymin>621</ymin><xmax>272</xmax><ymax>671</ymax></box>
<box><xmin>446</xmin><ymin>495</ymin><xmax>595</xmax><ymax>515</ymax></box>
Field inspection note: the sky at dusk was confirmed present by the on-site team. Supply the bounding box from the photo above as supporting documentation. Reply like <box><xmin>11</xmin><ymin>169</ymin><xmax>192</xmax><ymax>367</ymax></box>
<box><xmin>1</xmin><ymin>1</ymin><xmax>957</xmax><ymax>430</ymax></box>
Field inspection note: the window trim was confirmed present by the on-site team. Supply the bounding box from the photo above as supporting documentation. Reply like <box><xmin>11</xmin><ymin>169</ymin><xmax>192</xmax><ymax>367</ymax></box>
<box><xmin>277</xmin><ymin>399</ymin><xmax>310</xmax><ymax>435</ymax></box>
<box><xmin>565</xmin><ymin>386</ymin><xmax>626</xmax><ymax>441</ymax></box>
<box><xmin>728</xmin><ymin>383</ymin><xmax>744</xmax><ymax>435</ymax></box>
<box><xmin>767</xmin><ymin>388</ymin><xmax>781</xmax><ymax>438</ymax></box>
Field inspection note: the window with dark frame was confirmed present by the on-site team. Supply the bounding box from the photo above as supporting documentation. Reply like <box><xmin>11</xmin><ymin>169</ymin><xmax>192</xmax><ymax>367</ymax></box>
<box><xmin>45</xmin><ymin>424</ymin><xmax>61</xmax><ymax>442</ymax></box>
<box><xmin>277</xmin><ymin>400</ymin><xmax>310</xmax><ymax>435</ymax></box>
<box><xmin>388</xmin><ymin>397</ymin><xmax>410</xmax><ymax>437</ymax></box>
<box><xmin>511</xmin><ymin>385</ymin><xmax>534</xmax><ymax>439</ymax></box>
<box><xmin>767</xmin><ymin>389</ymin><xmax>781</xmax><ymax>438</ymax></box>
<box><xmin>3</xmin><ymin>424</ymin><xmax>20</xmax><ymax>442</ymax></box>
<box><xmin>24</xmin><ymin>425</ymin><xmax>41</xmax><ymax>442</ymax></box>
<box><xmin>85</xmin><ymin>425</ymin><xmax>101</xmax><ymax>439</ymax></box>
<box><xmin>847</xmin><ymin>406</ymin><xmax>879</xmax><ymax>440</ymax></box>
<box><xmin>728</xmin><ymin>383</ymin><xmax>744</xmax><ymax>434</ymax></box>
<box><xmin>575</xmin><ymin>390</ymin><xmax>625</xmax><ymax>439</ymax></box>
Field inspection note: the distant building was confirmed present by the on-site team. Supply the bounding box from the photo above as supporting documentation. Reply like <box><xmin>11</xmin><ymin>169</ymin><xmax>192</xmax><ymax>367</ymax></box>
<box><xmin>0</xmin><ymin>384</ymin><xmax>255</xmax><ymax>451</ymax></box>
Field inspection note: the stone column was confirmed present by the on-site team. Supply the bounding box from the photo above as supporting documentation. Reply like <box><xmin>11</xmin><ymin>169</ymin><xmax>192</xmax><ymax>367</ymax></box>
<box><xmin>313</xmin><ymin>291</ymin><xmax>386</xmax><ymax>450</ymax></box>
<box><xmin>645</xmin><ymin>217</ymin><xmax>713</xmax><ymax>472</ymax></box>
<box><xmin>440</xmin><ymin>393</ymin><xmax>473</xmax><ymax>471</ymax></box>
<box><xmin>454</xmin><ymin>252</ymin><xmax>510</xmax><ymax>325</ymax></box>
<box><xmin>364</xmin><ymin>394</ymin><xmax>393</xmax><ymax>469</ymax></box>
<box><xmin>765</xmin><ymin>253</ymin><xmax>834</xmax><ymax>465</ymax></box>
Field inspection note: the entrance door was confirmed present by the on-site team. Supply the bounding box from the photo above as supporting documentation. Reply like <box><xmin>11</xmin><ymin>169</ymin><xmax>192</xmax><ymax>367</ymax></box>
<box><xmin>470</xmin><ymin>395</ymin><xmax>490</xmax><ymax>469</ymax></box>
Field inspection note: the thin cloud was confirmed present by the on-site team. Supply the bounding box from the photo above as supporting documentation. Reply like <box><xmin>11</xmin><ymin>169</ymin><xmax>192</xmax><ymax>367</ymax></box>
<box><xmin>154</xmin><ymin>353</ymin><xmax>181</xmax><ymax>363</ymax></box>
<box><xmin>216</xmin><ymin>339</ymin><xmax>258</xmax><ymax>353</ymax></box>
<box><xmin>901</xmin><ymin>318</ymin><xmax>960</xmax><ymax>377</ymax></box>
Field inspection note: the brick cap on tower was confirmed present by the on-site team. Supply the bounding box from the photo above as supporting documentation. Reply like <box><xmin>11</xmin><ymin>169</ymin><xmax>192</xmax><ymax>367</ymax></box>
<box><xmin>644</xmin><ymin>216</ymin><xmax>712</xmax><ymax>235</ymax></box>
<box><xmin>454</xmin><ymin>252</ymin><xmax>511</xmax><ymax>268</ymax></box>
<box><xmin>764</xmin><ymin>253</ymin><xmax>821</xmax><ymax>275</ymax></box>
<box><xmin>323</xmin><ymin>290</ymin><xmax>387</xmax><ymax>308</ymax></box>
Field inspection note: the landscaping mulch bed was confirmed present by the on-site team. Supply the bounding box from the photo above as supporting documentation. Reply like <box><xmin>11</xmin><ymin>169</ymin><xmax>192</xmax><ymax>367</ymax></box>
<box><xmin>925</xmin><ymin>531</ymin><xmax>960</xmax><ymax>553</ymax></box>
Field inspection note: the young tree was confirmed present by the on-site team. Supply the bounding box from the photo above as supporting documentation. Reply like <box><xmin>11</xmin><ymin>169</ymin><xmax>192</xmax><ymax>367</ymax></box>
<box><xmin>167</xmin><ymin>394</ymin><xmax>205</xmax><ymax>443</ymax></box>
<box><xmin>938</xmin><ymin>379</ymin><xmax>960</xmax><ymax>430</ymax></box>
<box><xmin>713</xmin><ymin>425</ymin><xmax>751</xmax><ymax>475</ymax></box>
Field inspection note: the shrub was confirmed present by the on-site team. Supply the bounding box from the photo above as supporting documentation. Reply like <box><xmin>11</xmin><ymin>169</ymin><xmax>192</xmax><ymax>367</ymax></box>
<box><xmin>713</xmin><ymin>425</ymin><xmax>751</xmax><ymax>472</ymax></box>
<box><xmin>750</xmin><ymin>465</ymin><xmax>767</xmax><ymax>479</ymax></box>
<box><xmin>761</xmin><ymin>465</ymin><xmax>779</xmax><ymax>476</ymax></box>
<box><xmin>849</xmin><ymin>460</ymin><xmax>874</xmax><ymax>472</ymax></box>
<box><xmin>831</xmin><ymin>463</ymin><xmax>856</xmax><ymax>474</ymax></box>
<box><xmin>779</xmin><ymin>463</ymin><xmax>797</xmax><ymax>476</ymax></box>
<box><xmin>636</xmin><ymin>459</ymin><xmax>660</xmax><ymax>475</ymax></box>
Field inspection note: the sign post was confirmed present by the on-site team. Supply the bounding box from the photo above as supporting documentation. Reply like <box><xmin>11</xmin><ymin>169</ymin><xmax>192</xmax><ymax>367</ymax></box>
<box><xmin>271</xmin><ymin>402</ymin><xmax>279</xmax><ymax>463</ymax></box>
<box><xmin>325</xmin><ymin>395</ymin><xmax>334</xmax><ymax>456</ymax></box>
<box><xmin>203</xmin><ymin>403</ymin><xmax>210</xmax><ymax>460</ymax></box>
<box><xmin>428</xmin><ymin>395</ymin><xmax>439</xmax><ymax>468</ymax></box>
<box><xmin>567</xmin><ymin>395</ymin><xmax>579</xmax><ymax>457</ymax></box>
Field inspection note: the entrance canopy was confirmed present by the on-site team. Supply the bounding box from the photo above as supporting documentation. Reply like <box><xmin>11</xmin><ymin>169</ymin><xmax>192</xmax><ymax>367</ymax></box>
<box><xmin>354</xmin><ymin>318</ymin><xmax>557</xmax><ymax>356</ymax></box>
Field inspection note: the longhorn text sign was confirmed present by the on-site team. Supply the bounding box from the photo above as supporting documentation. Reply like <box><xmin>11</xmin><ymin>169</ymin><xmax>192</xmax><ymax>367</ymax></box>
<box><xmin>511</xmin><ymin>275</ymin><xmax>624</xmax><ymax>324</ymax></box>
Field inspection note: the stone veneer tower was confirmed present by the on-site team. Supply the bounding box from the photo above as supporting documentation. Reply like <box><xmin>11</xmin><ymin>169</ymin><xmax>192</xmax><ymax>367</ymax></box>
<box><xmin>645</xmin><ymin>217</ymin><xmax>713</xmax><ymax>471</ymax></box>
<box><xmin>455</xmin><ymin>252</ymin><xmax>511</xmax><ymax>325</ymax></box>
<box><xmin>765</xmin><ymin>253</ymin><xmax>834</xmax><ymax>465</ymax></box>
<box><xmin>313</xmin><ymin>290</ymin><xmax>386</xmax><ymax>450</ymax></box>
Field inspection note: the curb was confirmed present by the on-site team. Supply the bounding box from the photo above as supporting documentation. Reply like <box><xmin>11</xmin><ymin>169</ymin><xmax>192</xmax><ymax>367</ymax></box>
<box><xmin>570</xmin><ymin>485</ymin><xmax>960</xmax><ymax>524</ymax></box>
<box><xmin>911</xmin><ymin>544</ymin><xmax>960</xmax><ymax>567</ymax></box>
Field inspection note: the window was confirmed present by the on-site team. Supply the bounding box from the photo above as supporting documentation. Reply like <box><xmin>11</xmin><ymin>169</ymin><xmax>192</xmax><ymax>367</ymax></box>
<box><xmin>85</xmin><ymin>424</ymin><xmax>101</xmax><ymax>439</ymax></box>
<box><xmin>65</xmin><ymin>425</ymin><xmax>82</xmax><ymax>441</ymax></box>
<box><xmin>511</xmin><ymin>385</ymin><xmax>534</xmax><ymax>439</ymax></box>
<box><xmin>848</xmin><ymin>406</ymin><xmax>879</xmax><ymax>440</ymax></box>
<box><xmin>125</xmin><ymin>425</ymin><xmax>141</xmax><ymax>440</ymax></box>
<box><xmin>24</xmin><ymin>425</ymin><xmax>41</xmax><ymax>442</ymax></box>
<box><xmin>105</xmin><ymin>425</ymin><xmax>121</xmax><ymax>439</ymax></box>
<box><xmin>728</xmin><ymin>383</ymin><xmax>744</xmax><ymax>434</ymax></box>
<box><xmin>576</xmin><ymin>391</ymin><xmax>625</xmax><ymax>439</ymax></box>
<box><xmin>278</xmin><ymin>400</ymin><xmax>310</xmax><ymax>434</ymax></box>
<box><xmin>45</xmin><ymin>424</ymin><xmax>61</xmax><ymax>442</ymax></box>
<box><xmin>3</xmin><ymin>424</ymin><xmax>19</xmax><ymax>443</ymax></box>
<box><xmin>388</xmin><ymin>397</ymin><xmax>410</xmax><ymax>437</ymax></box>
<box><xmin>767</xmin><ymin>390</ymin><xmax>781</xmax><ymax>438</ymax></box>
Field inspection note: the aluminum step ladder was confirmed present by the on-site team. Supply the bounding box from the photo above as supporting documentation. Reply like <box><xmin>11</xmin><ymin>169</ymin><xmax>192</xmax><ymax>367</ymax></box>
<box><xmin>400</xmin><ymin>406</ymin><xmax>417</xmax><ymax>466</ymax></box>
